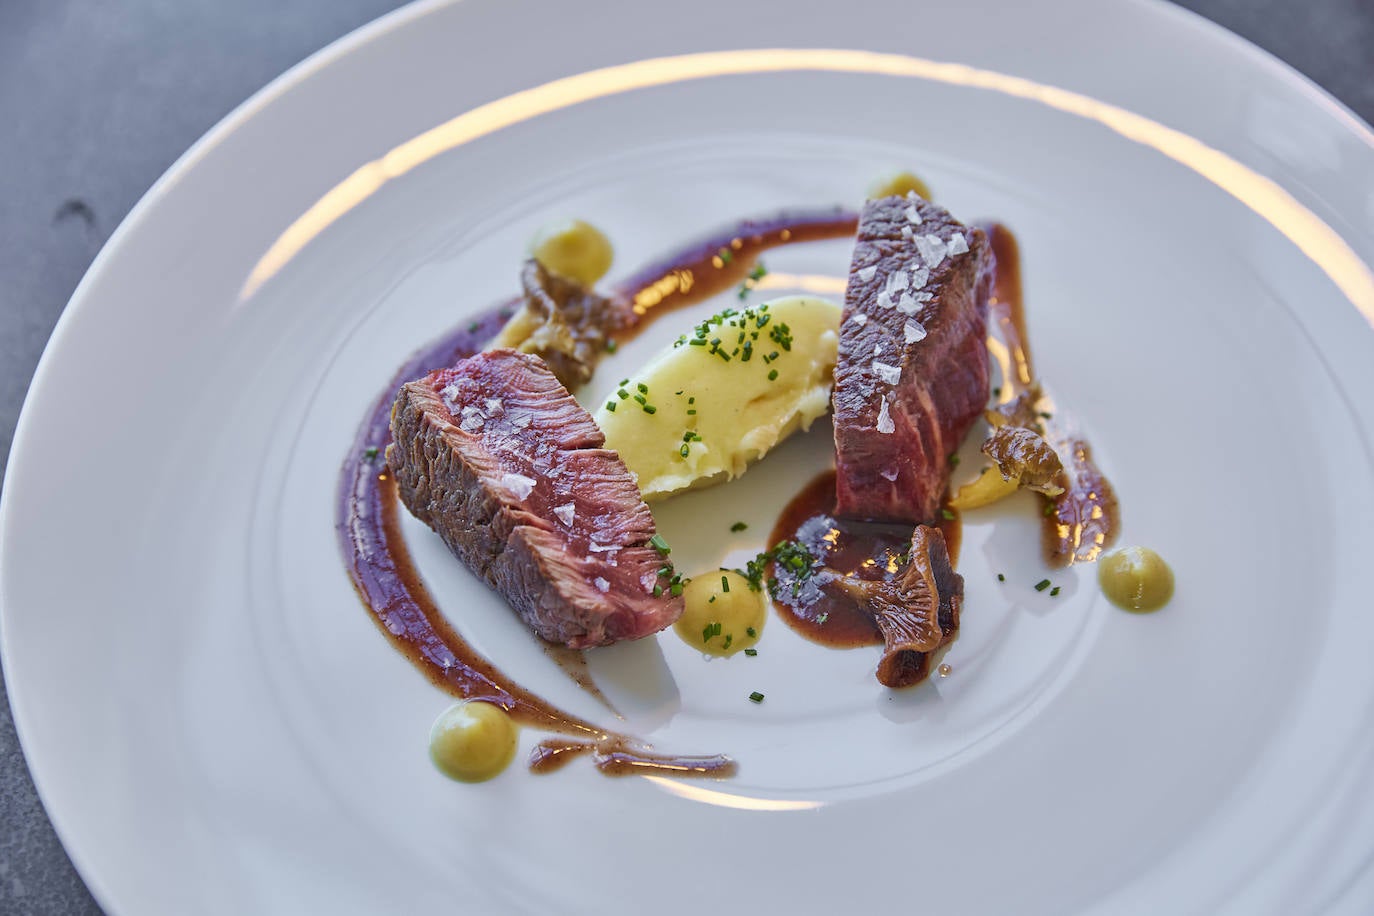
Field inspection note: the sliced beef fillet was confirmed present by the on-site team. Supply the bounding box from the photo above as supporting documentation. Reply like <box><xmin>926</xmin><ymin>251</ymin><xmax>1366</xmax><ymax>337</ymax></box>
<box><xmin>386</xmin><ymin>349</ymin><xmax>682</xmax><ymax>648</ymax></box>
<box><xmin>832</xmin><ymin>195</ymin><xmax>994</xmax><ymax>523</ymax></box>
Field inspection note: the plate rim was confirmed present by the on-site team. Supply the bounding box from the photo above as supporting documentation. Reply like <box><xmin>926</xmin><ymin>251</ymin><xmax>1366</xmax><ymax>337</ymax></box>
<box><xmin>3</xmin><ymin>0</ymin><xmax>1374</xmax><ymax>912</ymax></box>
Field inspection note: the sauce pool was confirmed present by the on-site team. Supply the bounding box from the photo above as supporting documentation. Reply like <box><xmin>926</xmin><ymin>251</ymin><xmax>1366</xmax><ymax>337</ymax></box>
<box><xmin>767</xmin><ymin>470</ymin><xmax>960</xmax><ymax>649</ymax></box>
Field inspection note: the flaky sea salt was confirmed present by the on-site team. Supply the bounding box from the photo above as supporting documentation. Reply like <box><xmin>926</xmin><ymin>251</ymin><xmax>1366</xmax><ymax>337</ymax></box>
<box><xmin>873</xmin><ymin>361</ymin><xmax>901</xmax><ymax>384</ymax></box>
<box><xmin>851</xmin><ymin>313</ymin><xmax>868</xmax><ymax>326</ymax></box>
<box><xmin>910</xmin><ymin>266</ymin><xmax>930</xmax><ymax>289</ymax></box>
<box><xmin>885</xmin><ymin>271</ymin><xmax>909</xmax><ymax>295</ymax></box>
<box><xmin>459</xmin><ymin>406</ymin><xmax>485</xmax><ymax>432</ymax></box>
<box><xmin>553</xmin><ymin>503</ymin><xmax>576</xmax><ymax>526</ymax></box>
<box><xmin>880</xmin><ymin>466</ymin><xmax>899</xmax><ymax>481</ymax></box>
<box><xmin>593</xmin><ymin>577</ymin><xmax>610</xmax><ymax>593</ymax></box>
<box><xmin>904</xmin><ymin>321</ymin><xmax>927</xmax><ymax>344</ymax></box>
<box><xmin>501</xmin><ymin>473</ymin><xmax>535</xmax><ymax>501</ymax></box>
<box><xmin>857</xmin><ymin>265</ymin><xmax>878</xmax><ymax>282</ymax></box>
<box><xmin>876</xmin><ymin>398</ymin><xmax>895</xmax><ymax>434</ymax></box>
<box><xmin>947</xmin><ymin>233</ymin><xmax>969</xmax><ymax>256</ymax></box>
<box><xmin>897</xmin><ymin>290</ymin><xmax>933</xmax><ymax>315</ymax></box>
<box><xmin>484</xmin><ymin>397</ymin><xmax>504</xmax><ymax>416</ymax></box>
<box><xmin>876</xmin><ymin>291</ymin><xmax>893</xmax><ymax>310</ymax></box>
<box><xmin>914</xmin><ymin>233</ymin><xmax>947</xmax><ymax>269</ymax></box>
<box><xmin>905</xmin><ymin>204</ymin><xmax>923</xmax><ymax>224</ymax></box>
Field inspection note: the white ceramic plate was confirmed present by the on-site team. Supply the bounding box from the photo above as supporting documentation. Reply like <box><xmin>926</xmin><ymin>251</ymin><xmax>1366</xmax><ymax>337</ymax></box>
<box><xmin>4</xmin><ymin>0</ymin><xmax>1374</xmax><ymax>912</ymax></box>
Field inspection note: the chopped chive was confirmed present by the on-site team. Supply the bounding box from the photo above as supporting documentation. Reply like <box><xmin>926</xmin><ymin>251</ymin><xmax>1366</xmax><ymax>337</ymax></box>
<box><xmin>620</xmin><ymin>378</ymin><xmax>629</xmax><ymax>386</ymax></box>
<box><xmin>1039</xmin><ymin>411</ymin><xmax>1053</xmax><ymax>420</ymax></box>
<box><xmin>653</xmin><ymin>585</ymin><xmax>663</xmax><ymax>596</ymax></box>
<box><xmin>719</xmin><ymin>249</ymin><xmax>733</xmax><ymax>264</ymax></box>
<box><xmin>686</xmin><ymin>409</ymin><xmax>697</xmax><ymax>415</ymax></box>
<box><xmin>720</xmin><ymin>575</ymin><xmax>730</xmax><ymax>593</ymax></box>
<box><xmin>643</xmin><ymin>405</ymin><xmax>657</xmax><ymax>414</ymax></box>
<box><xmin>992</xmin><ymin>386</ymin><xmax>1002</xmax><ymax>397</ymax></box>
<box><xmin>749</xmin><ymin>691</ymin><xmax>765</xmax><ymax>704</ymax></box>
<box><xmin>997</xmin><ymin>573</ymin><xmax>1006</xmax><ymax>582</ymax></box>
<box><xmin>768</xmin><ymin>369</ymin><xmax>779</xmax><ymax>381</ymax></box>
<box><xmin>689</xmin><ymin>337</ymin><xmax>706</xmax><ymax>346</ymax></box>
<box><xmin>941</xmin><ymin>508</ymin><xmax>956</xmax><ymax>520</ymax></box>
<box><xmin>637</xmin><ymin>383</ymin><xmax>648</xmax><ymax>394</ymax></box>
<box><xmin>1050</xmin><ymin>586</ymin><xmax>1061</xmax><ymax>597</ymax></box>
<box><xmin>363</xmin><ymin>446</ymin><xmax>379</xmax><ymax>461</ymax></box>
<box><xmin>649</xmin><ymin>534</ymin><xmax>670</xmax><ymax>555</ymax></box>
<box><xmin>468</xmin><ymin>321</ymin><xmax>480</xmax><ymax>333</ymax></box>
<box><xmin>948</xmin><ymin>454</ymin><xmax>961</xmax><ymax>467</ymax></box>
<box><xmin>1034</xmin><ymin>579</ymin><xmax>1051</xmax><ymax>592</ymax></box>
<box><xmin>633</xmin><ymin>394</ymin><xmax>646</xmax><ymax>405</ymax></box>
<box><xmin>1043</xmin><ymin>502</ymin><xmax>1056</xmax><ymax>517</ymax></box>
<box><xmin>605</xmin><ymin>402</ymin><xmax>616</xmax><ymax>412</ymax></box>
<box><xmin>730</xmin><ymin>521</ymin><xmax>748</xmax><ymax>532</ymax></box>
<box><xmin>688</xmin><ymin>397</ymin><xmax>695</xmax><ymax>404</ymax></box>
<box><xmin>702</xmin><ymin>624</ymin><xmax>713</xmax><ymax>644</ymax></box>
<box><xmin>722</xmin><ymin>634</ymin><xmax>733</xmax><ymax>650</ymax></box>
<box><xmin>617</xmin><ymin>389</ymin><xmax>630</xmax><ymax>399</ymax></box>
<box><xmin>679</xmin><ymin>444</ymin><xmax>690</xmax><ymax>458</ymax></box>
<box><xmin>708</xmin><ymin>595</ymin><xmax>716</xmax><ymax>603</ymax></box>
<box><xmin>746</xmin><ymin>626</ymin><xmax>757</xmax><ymax>638</ymax></box>
<box><xmin>744</xmin><ymin>648</ymin><xmax>758</xmax><ymax>657</ymax></box>
<box><xmin>675</xmin><ymin>389</ymin><xmax>683</xmax><ymax>396</ymax></box>
<box><xmin>605</xmin><ymin>340</ymin><xmax>618</xmax><ymax>353</ymax></box>
<box><xmin>816</xmin><ymin>612</ymin><xmax>829</xmax><ymax>624</ymax></box>
<box><xmin>670</xmin><ymin>582</ymin><xmax>683</xmax><ymax>597</ymax></box>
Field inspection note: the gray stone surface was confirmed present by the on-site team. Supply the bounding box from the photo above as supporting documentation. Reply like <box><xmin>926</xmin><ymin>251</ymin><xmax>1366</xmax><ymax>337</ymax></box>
<box><xmin>0</xmin><ymin>1</ymin><xmax>1369</xmax><ymax>912</ymax></box>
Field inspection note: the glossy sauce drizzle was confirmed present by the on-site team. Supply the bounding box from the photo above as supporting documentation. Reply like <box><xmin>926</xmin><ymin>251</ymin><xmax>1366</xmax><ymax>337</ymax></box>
<box><xmin>981</xmin><ymin>224</ymin><xmax>1120</xmax><ymax>566</ymax></box>
<box><xmin>769</xmin><ymin>471</ymin><xmax>960</xmax><ymax>648</ymax></box>
<box><xmin>338</xmin><ymin>210</ymin><xmax>858</xmax><ymax>777</ymax></box>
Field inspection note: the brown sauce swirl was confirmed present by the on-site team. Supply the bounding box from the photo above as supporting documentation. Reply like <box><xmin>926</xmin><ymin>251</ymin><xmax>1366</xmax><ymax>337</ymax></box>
<box><xmin>339</xmin><ymin>210</ymin><xmax>859</xmax><ymax>778</ymax></box>
<box><xmin>981</xmin><ymin>224</ymin><xmax>1120</xmax><ymax>566</ymax></box>
<box><xmin>768</xmin><ymin>471</ymin><xmax>960</xmax><ymax>649</ymax></box>
<box><xmin>611</xmin><ymin>209</ymin><xmax>858</xmax><ymax>333</ymax></box>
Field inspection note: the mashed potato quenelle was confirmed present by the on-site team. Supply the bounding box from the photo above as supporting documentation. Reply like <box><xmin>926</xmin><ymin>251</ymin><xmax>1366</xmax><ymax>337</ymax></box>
<box><xmin>594</xmin><ymin>296</ymin><xmax>840</xmax><ymax>500</ymax></box>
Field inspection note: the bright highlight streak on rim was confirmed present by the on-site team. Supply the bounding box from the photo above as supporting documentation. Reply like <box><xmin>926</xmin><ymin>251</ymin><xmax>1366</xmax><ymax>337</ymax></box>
<box><xmin>239</xmin><ymin>48</ymin><xmax>1374</xmax><ymax>328</ymax></box>
<box><xmin>641</xmin><ymin>775</ymin><xmax>824</xmax><ymax>811</ymax></box>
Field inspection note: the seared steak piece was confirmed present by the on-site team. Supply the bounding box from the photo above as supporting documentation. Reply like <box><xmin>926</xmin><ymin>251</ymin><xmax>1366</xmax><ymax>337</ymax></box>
<box><xmin>490</xmin><ymin>259</ymin><xmax>632</xmax><ymax>389</ymax></box>
<box><xmin>386</xmin><ymin>349</ymin><xmax>682</xmax><ymax>648</ymax></box>
<box><xmin>832</xmin><ymin>195</ymin><xmax>993</xmax><ymax>523</ymax></box>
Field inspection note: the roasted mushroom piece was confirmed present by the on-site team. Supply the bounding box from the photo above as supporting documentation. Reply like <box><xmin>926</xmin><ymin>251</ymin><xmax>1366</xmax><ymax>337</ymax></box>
<box><xmin>491</xmin><ymin>259</ymin><xmax>629</xmax><ymax>389</ymax></box>
<box><xmin>837</xmin><ymin>525</ymin><xmax>963</xmax><ymax>688</ymax></box>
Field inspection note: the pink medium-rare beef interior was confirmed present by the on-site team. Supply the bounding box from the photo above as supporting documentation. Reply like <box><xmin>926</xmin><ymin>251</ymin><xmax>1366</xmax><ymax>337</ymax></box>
<box><xmin>386</xmin><ymin>349</ymin><xmax>682</xmax><ymax>648</ymax></box>
<box><xmin>831</xmin><ymin>195</ymin><xmax>993</xmax><ymax>524</ymax></box>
